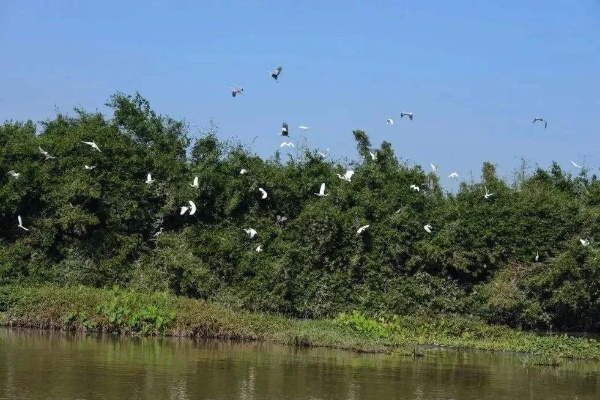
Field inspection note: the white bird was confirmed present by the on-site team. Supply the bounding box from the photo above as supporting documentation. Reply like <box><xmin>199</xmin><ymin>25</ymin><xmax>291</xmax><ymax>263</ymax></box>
<box><xmin>84</xmin><ymin>165</ymin><xmax>96</xmax><ymax>170</ymax></box>
<box><xmin>580</xmin><ymin>238</ymin><xmax>590</xmax><ymax>247</ymax></box>
<box><xmin>188</xmin><ymin>200</ymin><xmax>197</xmax><ymax>215</ymax></box>
<box><xmin>276</xmin><ymin>215</ymin><xmax>288</xmax><ymax>224</ymax></box>
<box><xmin>244</xmin><ymin>228</ymin><xmax>258</xmax><ymax>239</ymax></box>
<box><xmin>191</xmin><ymin>176</ymin><xmax>199</xmax><ymax>188</ymax></box>
<box><xmin>410</xmin><ymin>184</ymin><xmax>420</xmax><ymax>192</ymax></box>
<box><xmin>337</xmin><ymin>170</ymin><xmax>354</xmax><ymax>182</ymax></box>
<box><xmin>571</xmin><ymin>160</ymin><xmax>583</xmax><ymax>169</ymax></box>
<box><xmin>298</xmin><ymin>125</ymin><xmax>310</xmax><ymax>131</ymax></box>
<box><xmin>401</xmin><ymin>112</ymin><xmax>414</xmax><ymax>120</ymax></box>
<box><xmin>145</xmin><ymin>173</ymin><xmax>154</xmax><ymax>184</ymax></box>
<box><xmin>153</xmin><ymin>227</ymin><xmax>164</xmax><ymax>238</ymax></box>
<box><xmin>357</xmin><ymin>225</ymin><xmax>370</xmax><ymax>234</ymax></box>
<box><xmin>315</xmin><ymin>183</ymin><xmax>328</xmax><ymax>197</ymax></box>
<box><xmin>240</xmin><ymin>169</ymin><xmax>248</xmax><ymax>175</ymax></box>
<box><xmin>7</xmin><ymin>170</ymin><xmax>20</xmax><ymax>179</ymax></box>
<box><xmin>255</xmin><ymin>245</ymin><xmax>263</xmax><ymax>252</ymax></box>
<box><xmin>180</xmin><ymin>206</ymin><xmax>189</xmax><ymax>215</ymax></box>
<box><xmin>38</xmin><ymin>146</ymin><xmax>56</xmax><ymax>160</ymax></box>
<box><xmin>369</xmin><ymin>151</ymin><xmax>377</xmax><ymax>161</ymax></box>
<box><xmin>270</xmin><ymin>66</ymin><xmax>283</xmax><ymax>82</ymax></box>
<box><xmin>17</xmin><ymin>215</ymin><xmax>28</xmax><ymax>231</ymax></box>
<box><xmin>484</xmin><ymin>186</ymin><xmax>494</xmax><ymax>199</ymax></box>
<box><xmin>386</xmin><ymin>118</ymin><xmax>394</xmax><ymax>125</ymax></box>
<box><xmin>532</xmin><ymin>117</ymin><xmax>547</xmax><ymax>129</ymax></box>
<box><xmin>258</xmin><ymin>188</ymin><xmax>268</xmax><ymax>199</ymax></box>
<box><xmin>424</xmin><ymin>224</ymin><xmax>432</xmax><ymax>233</ymax></box>
<box><xmin>280</xmin><ymin>142</ymin><xmax>295</xmax><ymax>148</ymax></box>
<box><xmin>318</xmin><ymin>148</ymin><xmax>330</xmax><ymax>158</ymax></box>
<box><xmin>535</xmin><ymin>252</ymin><xmax>539</xmax><ymax>262</ymax></box>
<box><xmin>231</xmin><ymin>86</ymin><xmax>244</xmax><ymax>97</ymax></box>
<box><xmin>430</xmin><ymin>163</ymin><xmax>438</xmax><ymax>173</ymax></box>
<box><xmin>82</xmin><ymin>140</ymin><xmax>101</xmax><ymax>152</ymax></box>
<box><xmin>448</xmin><ymin>172</ymin><xmax>459</xmax><ymax>179</ymax></box>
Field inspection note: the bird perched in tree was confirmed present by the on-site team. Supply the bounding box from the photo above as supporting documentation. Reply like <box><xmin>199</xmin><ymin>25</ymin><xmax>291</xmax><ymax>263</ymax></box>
<box><xmin>401</xmin><ymin>112</ymin><xmax>414</xmax><ymax>120</ymax></box>
<box><xmin>337</xmin><ymin>170</ymin><xmax>354</xmax><ymax>182</ymax></box>
<box><xmin>270</xmin><ymin>66</ymin><xmax>282</xmax><ymax>82</ymax></box>
<box><xmin>532</xmin><ymin>117</ymin><xmax>547</xmax><ymax>129</ymax></box>
<box><xmin>315</xmin><ymin>183</ymin><xmax>328</xmax><ymax>197</ymax></box>
<box><xmin>357</xmin><ymin>225</ymin><xmax>370</xmax><ymax>234</ymax></box>
<box><xmin>39</xmin><ymin>147</ymin><xmax>56</xmax><ymax>160</ymax></box>
<box><xmin>7</xmin><ymin>170</ymin><xmax>20</xmax><ymax>179</ymax></box>
<box><xmin>281</xmin><ymin>122</ymin><xmax>289</xmax><ymax>136</ymax></box>
<box><xmin>231</xmin><ymin>87</ymin><xmax>244</xmax><ymax>97</ymax></box>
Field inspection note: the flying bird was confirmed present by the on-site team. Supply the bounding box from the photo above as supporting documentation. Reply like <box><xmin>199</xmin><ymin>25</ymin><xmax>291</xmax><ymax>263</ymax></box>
<box><xmin>188</xmin><ymin>201</ymin><xmax>197</xmax><ymax>215</ymax></box>
<box><xmin>38</xmin><ymin>147</ymin><xmax>56</xmax><ymax>160</ymax></box>
<box><xmin>270</xmin><ymin>66</ymin><xmax>283</xmax><ymax>82</ymax></box>
<box><xmin>315</xmin><ymin>183</ymin><xmax>328</xmax><ymax>197</ymax></box>
<box><xmin>280</xmin><ymin>122</ymin><xmax>289</xmax><ymax>136</ymax></box>
<box><xmin>82</xmin><ymin>141</ymin><xmax>101</xmax><ymax>152</ymax></box>
<box><xmin>280</xmin><ymin>142</ymin><xmax>295</xmax><ymax>147</ymax></box>
<box><xmin>532</xmin><ymin>117</ymin><xmax>547</xmax><ymax>129</ymax></box>
<box><xmin>580</xmin><ymin>238</ymin><xmax>590</xmax><ymax>247</ymax></box>
<box><xmin>244</xmin><ymin>228</ymin><xmax>258</xmax><ymax>239</ymax></box>
<box><xmin>7</xmin><ymin>170</ymin><xmax>20</xmax><ymax>179</ymax></box>
<box><xmin>191</xmin><ymin>176</ymin><xmax>199</xmax><ymax>188</ymax></box>
<box><xmin>298</xmin><ymin>125</ymin><xmax>310</xmax><ymax>131</ymax></box>
<box><xmin>401</xmin><ymin>112</ymin><xmax>414</xmax><ymax>120</ymax></box>
<box><xmin>571</xmin><ymin>160</ymin><xmax>583</xmax><ymax>169</ymax></box>
<box><xmin>357</xmin><ymin>225</ymin><xmax>370</xmax><ymax>234</ymax></box>
<box><xmin>424</xmin><ymin>224</ymin><xmax>432</xmax><ymax>233</ymax></box>
<box><xmin>484</xmin><ymin>186</ymin><xmax>494</xmax><ymax>199</ymax></box>
<box><xmin>84</xmin><ymin>165</ymin><xmax>96</xmax><ymax>170</ymax></box>
<box><xmin>410</xmin><ymin>184</ymin><xmax>420</xmax><ymax>192</ymax></box>
<box><xmin>145</xmin><ymin>173</ymin><xmax>155</xmax><ymax>184</ymax></box>
<box><xmin>430</xmin><ymin>163</ymin><xmax>438</xmax><ymax>173</ymax></box>
<box><xmin>231</xmin><ymin>87</ymin><xmax>244</xmax><ymax>97</ymax></box>
<box><xmin>17</xmin><ymin>215</ymin><xmax>28</xmax><ymax>231</ymax></box>
<box><xmin>386</xmin><ymin>118</ymin><xmax>394</xmax><ymax>125</ymax></box>
<box><xmin>369</xmin><ymin>151</ymin><xmax>377</xmax><ymax>161</ymax></box>
<box><xmin>258</xmin><ymin>188</ymin><xmax>268</xmax><ymax>199</ymax></box>
<box><xmin>448</xmin><ymin>172</ymin><xmax>459</xmax><ymax>179</ymax></box>
<box><xmin>337</xmin><ymin>170</ymin><xmax>354</xmax><ymax>182</ymax></box>
<box><xmin>240</xmin><ymin>169</ymin><xmax>249</xmax><ymax>175</ymax></box>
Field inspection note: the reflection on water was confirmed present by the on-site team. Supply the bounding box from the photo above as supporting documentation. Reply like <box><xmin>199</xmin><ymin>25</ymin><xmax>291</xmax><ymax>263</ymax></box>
<box><xmin>1</xmin><ymin>328</ymin><xmax>600</xmax><ymax>399</ymax></box>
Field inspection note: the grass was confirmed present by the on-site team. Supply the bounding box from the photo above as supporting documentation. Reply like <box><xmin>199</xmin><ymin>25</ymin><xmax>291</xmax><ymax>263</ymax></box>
<box><xmin>2</xmin><ymin>284</ymin><xmax>600</xmax><ymax>361</ymax></box>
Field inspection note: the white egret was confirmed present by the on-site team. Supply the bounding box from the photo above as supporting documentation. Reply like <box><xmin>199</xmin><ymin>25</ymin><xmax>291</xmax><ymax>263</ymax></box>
<box><xmin>276</xmin><ymin>215</ymin><xmax>288</xmax><ymax>224</ymax></box>
<box><xmin>424</xmin><ymin>224</ymin><xmax>432</xmax><ymax>233</ymax></box>
<box><xmin>298</xmin><ymin>125</ymin><xmax>310</xmax><ymax>131</ymax></box>
<box><xmin>38</xmin><ymin>146</ymin><xmax>56</xmax><ymax>160</ymax></box>
<box><xmin>571</xmin><ymin>160</ymin><xmax>583</xmax><ymax>169</ymax></box>
<box><xmin>258</xmin><ymin>188</ymin><xmax>268</xmax><ymax>199</ymax></box>
<box><xmin>191</xmin><ymin>176</ymin><xmax>199</xmax><ymax>188</ymax></box>
<box><xmin>580</xmin><ymin>238</ymin><xmax>590</xmax><ymax>247</ymax></box>
<box><xmin>430</xmin><ymin>163</ymin><xmax>438</xmax><ymax>173</ymax></box>
<box><xmin>7</xmin><ymin>170</ymin><xmax>20</xmax><ymax>179</ymax></box>
<box><xmin>532</xmin><ymin>117</ymin><xmax>547</xmax><ymax>129</ymax></box>
<box><xmin>240</xmin><ymin>169</ymin><xmax>248</xmax><ymax>175</ymax></box>
<box><xmin>180</xmin><ymin>206</ymin><xmax>189</xmax><ymax>215</ymax></box>
<box><xmin>270</xmin><ymin>66</ymin><xmax>282</xmax><ymax>82</ymax></box>
<box><xmin>315</xmin><ymin>183</ymin><xmax>328</xmax><ymax>197</ymax></box>
<box><xmin>81</xmin><ymin>140</ymin><xmax>101</xmax><ymax>152</ymax></box>
<box><xmin>280</xmin><ymin>142</ymin><xmax>295</xmax><ymax>147</ymax></box>
<box><xmin>243</xmin><ymin>228</ymin><xmax>258</xmax><ymax>238</ymax></box>
<box><xmin>17</xmin><ymin>215</ymin><xmax>28</xmax><ymax>231</ymax></box>
<box><xmin>255</xmin><ymin>245</ymin><xmax>263</xmax><ymax>252</ymax></box>
<box><xmin>386</xmin><ymin>118</ymin><xmax>394</xmax><ymax>125</ymax></box>
<box><xmin>369</xmin><ymin>151</ymin><xmax>377</xmax><ymax>161</ymax></box>
<box><xmin>188</xmin><ymin>200</ymin><xmax>197</xmax><ymax>215</ymax></box>
<box><xmin>84</xmin><ymin>165</ymin><xmax>96</xmax><ymax>170</ymax></box>
<box><xmin>448</xmin><ymin>172</ymin><xmax>459</xmax><ymax>179</ymax></box>
<box><xmin>357</xmin><ymin>225</ymin><xmax>370</xmax><ymax>234</ymax></box>
<box><xmin>153</xmin><ymin>227</ymin><xmax>164</xmax><ymax>238</ymax></box>
<box><xmin>401</xmin><ymin>112</ymin><xmax>414</xmax><ymax>120</ymax></box>
<box><xmin>484</xmin><ymin>186</ymin><xmax>494</xmax><ymax>199</ymax></box>
<box><xmin>410</xmin><ymin>184</ymin><xmax>420</xmax><ymax>192</ymax></box>
<box><xmin>318</xmin><ymin>148</ymin><xmax>329</xmax><ymax>158</ymax></box>
<box><xmin>145</xmin><ymin>173</ymin><xmax>154</xmax><ymax>184</ymax></box>
<box><xmin>337</xmin><ymin>170</ymin><xmax>354</xmax><ymax>182</ymax></box>
<box><xmin>535</xmin><ymin>252</ymin><xmax>539</xmax><ymax>262</ymax></box>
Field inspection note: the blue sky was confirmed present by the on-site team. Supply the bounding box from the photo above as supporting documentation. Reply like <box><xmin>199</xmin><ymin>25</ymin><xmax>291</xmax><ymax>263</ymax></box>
<box><xmin>1</xmin><ymin>1</ymin><xmax>599</xmax><ymax>186</ymax></box>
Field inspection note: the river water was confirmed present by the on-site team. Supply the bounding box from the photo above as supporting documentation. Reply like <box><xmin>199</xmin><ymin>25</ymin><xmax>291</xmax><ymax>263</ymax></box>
<box><xmin>1</xmin><ymin>328</ymin><xmax>600</xmax><ymax>399</ymax></box>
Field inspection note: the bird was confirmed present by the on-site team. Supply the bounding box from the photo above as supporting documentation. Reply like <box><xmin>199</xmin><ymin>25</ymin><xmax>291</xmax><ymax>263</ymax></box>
<box><xmin>357</xmin><ymin>225</ymin><xmax>370</xmax><ymax>234</ymax></box>
<box><xmin>258</xmin><ymin>188</ymin><xmax>268</xmax><ymax>199</ymax></box>
<box><xmin>17</xmin><ymin>215</ymin><xmax>28</xmax><ymax>231</ymax></box>
<box><xmin>401</xmin><ymin>112</ymin><xmax>414</xmax><ymax>120</ymax></box>
<box><xmin>280</xmin><ymin>142</ymin><xmax>295</xmax><ymax>147</ymax></box>
<box><xmin>571</xmin><ymin>160</ymin><xmax>583</xmax><ymax>169</ymax></box>
<box><xmin>410</xmin><ymin>184</ymin><xmax>420</xmax><ymax>192</ymax></box>
<box><xmin>270</xmin><ymin>66</ymin><xmax>282</xmax><ymax>82</ymax></box>
<box><xmin>484</xmin><ymin>186</ymin><xmax>494</xmax><ymax>199</ymax></box>
<box><xmin>180</xmin><ymin>206</ymin><xmax>189</xmax><ymax>215</ymax></box>
<box><xmin>240</xmin><ymin>169</ymin><xmax>249</xmax><ymax>175</ymax></box>
<box><xmin>243</xmin><ymin>228</ymin><xmax>258</xmax><ymax>239</ymax></box>
<box><xmin>580</xmin><ymin>238</ymin><xmax>590</xmax><ymax>247</ymax></box>
<box><xmin>188</xmin><ymin>200</ymin><xmax>197</xmax><ymax>215</ymax></box>
<box><xmin>386</xmin><ymin>118</ymin><xmax>394</xmax><ymax>125</ymax></box>
<box><xmin>7</xmin><ymin>170</ymin><xmax>20</xmax><ymax>179</ymax></box>
<box><xmin>231</xmin><ymin>87</ymin><xmax>244</xmax><ymax>97</ymax></box>
<box><xmin>145</xmin><ymin>173</ymin><xmax>155</xmax><ymax>184</ymax></box>
<box><xmin>315</xmin><ymin>183</ymin><xmax>328</xmax><ymax>197</ymax></box>
<box><xmin>84</xmin><ymin>165</ymin><xmax>96</xmax><ymax>170</ymax></box>
<box><xmin>38</xmin><ymin>146</ymin><xmax>56</xmax><ymax>160</ymax></box>
<box><xmin>298</xmin><ymin>125</ymin><xmax>310</xmax><ymax>131</ymax></box>
<box><xmin>532</xmin><ymin>117</ymin><xmax>547</xmax><ymax>129</ymax></box>
<box><xmin>337</xmin><ymin>170</ymin><xmax>354</xmax><ymax>182</ymax></box>
<box><xmin>535</xmin><ymin>252</ymin><xmax>539</xmax><ymax>262</ymax></box>
<box><xmin>191</xmin><ymin>176</ymin><xmax>199</xmax><ymax>188</ymax></box>
<box><xmin>255</xmin><ymin>245</ymin><xmax>263</xmax><ymax>252</ymax></box>
<box><xmin>276</xmin><ymin>215</ymin><xmax>288</xmax><ymax>224</ymax></box>
<box><xmin>280</xmin><ymin>122</ymin><xmax>289</xmax><ymax>136</ymax></box>
<box><xmin>318</xmin><ymin>149</ymin><xmax>330</xmax><ymax>158</ymax></box>
<box><xmin>430</xmin><ymin>163</ymin><xmax>438</xmax><ymax>173</ymax></box>
<box><xmin>153</xmin><ymin>227</ymin><xmax>164</xmax><ymax>238</ymax></box>
<box><xmin>448</xmin><ymin>172</ymin><xmax>459</xmax><ymax>179</ymax></box>
<box><xmin>82</xmin><ymin>140</ymin><xmax>101</xmax><ymax>152</ymax></box>
<box><xmin>369</xmin><ymin>151</ymin><xmax>377</xmax><ymax>161</ymax></box>
<box><xmin>424</xmin><ymin>224</ymin><xmax>432</xmax><ymax>233</ymax></box>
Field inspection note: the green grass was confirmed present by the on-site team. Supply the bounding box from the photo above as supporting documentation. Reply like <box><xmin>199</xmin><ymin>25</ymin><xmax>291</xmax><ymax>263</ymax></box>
<box><xmin>2</xmin><ymin>285</ymin><xmax>600</xmax><ymax>360</ymax></box>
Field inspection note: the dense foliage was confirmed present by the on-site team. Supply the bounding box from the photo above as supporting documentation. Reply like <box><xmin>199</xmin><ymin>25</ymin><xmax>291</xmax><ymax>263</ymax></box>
<box><xmin>2</xmin><ymin>92</ymin><xmax>600</xmax><ymax>331</ymax></box>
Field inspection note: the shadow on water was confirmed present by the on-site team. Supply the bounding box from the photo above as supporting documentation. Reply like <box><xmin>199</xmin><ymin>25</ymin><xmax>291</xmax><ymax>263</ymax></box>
<box><xmin>1</xmin><ymin>327</ymin><xmax>600</xmax><ymax>399</ymax></box>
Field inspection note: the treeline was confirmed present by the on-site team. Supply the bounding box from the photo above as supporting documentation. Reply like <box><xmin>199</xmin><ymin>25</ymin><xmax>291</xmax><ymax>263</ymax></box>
<box><xmin>1</xmin><ymin>92</ymin><xmax>600</xmax><ymax>332</ymax></box>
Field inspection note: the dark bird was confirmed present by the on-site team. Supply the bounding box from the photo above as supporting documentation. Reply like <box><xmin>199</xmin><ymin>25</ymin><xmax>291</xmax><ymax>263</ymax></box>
<box><xmin>532</xmin><ymin>117</ymin><xmax>547</xmax><ymax>129</ymax></box>
<box><xmin>270</xmin><ymin>66</ymin><xmax>283</xmax><ymax>82</ymax></box>
<box><xmin>401</xmin><ymin>112</ymin><xmax>414</xmax><ymax>120</ymax></box>
<box><xmin>231</xmin><ymin>87</ymin><xmax>244</xmax><ymax>97</ymax></box>
<box><xmin>281</xmin><ymin>122</ymin><xmax>289</xmax><ymax>136</ymax></box>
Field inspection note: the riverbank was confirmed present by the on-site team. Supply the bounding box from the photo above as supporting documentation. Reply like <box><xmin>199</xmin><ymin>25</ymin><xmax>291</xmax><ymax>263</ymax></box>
<box><xmin>2</xmin><ymin>285</ymin><xmax>600</xmax><ymax>361</ymax></box>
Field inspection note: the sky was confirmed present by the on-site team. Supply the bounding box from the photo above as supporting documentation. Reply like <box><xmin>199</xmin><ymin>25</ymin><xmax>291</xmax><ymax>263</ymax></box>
<box><xmin>1</xmin><ymin>0</ymin><xmax>599</xmax><ymax>187</ymax></box>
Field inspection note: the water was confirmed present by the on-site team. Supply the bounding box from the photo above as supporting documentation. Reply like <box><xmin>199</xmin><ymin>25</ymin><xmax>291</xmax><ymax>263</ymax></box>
<box><xmin>1</xmin><ymin>328</ymin><xmax>600</xmax><ymax>399</ymax></box>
